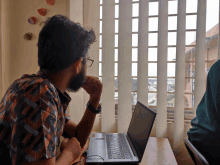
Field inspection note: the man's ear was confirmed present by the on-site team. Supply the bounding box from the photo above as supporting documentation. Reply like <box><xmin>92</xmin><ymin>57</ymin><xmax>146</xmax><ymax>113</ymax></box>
<box><xmin>74</xmin><ymin>58</ymin><xmax>83</xmax><ymax>73</ymax></box>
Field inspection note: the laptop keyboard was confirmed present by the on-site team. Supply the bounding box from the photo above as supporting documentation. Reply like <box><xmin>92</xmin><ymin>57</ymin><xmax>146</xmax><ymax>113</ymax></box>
<box><xmin>106</xmin><ymin>134</ymin><xmax>133</xmax><ymax>159</ymax></box>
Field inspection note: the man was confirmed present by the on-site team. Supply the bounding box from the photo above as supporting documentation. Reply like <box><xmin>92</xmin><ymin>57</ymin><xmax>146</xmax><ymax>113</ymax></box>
<box><xmin>0</xmin><ymin>14</ymin><xmax>103</xmax><ymax>165</ymax></box>
<box><xmin>187</xmin><ymin>59</ymin><xmax>220</xmax><ymax>164</ymax></box>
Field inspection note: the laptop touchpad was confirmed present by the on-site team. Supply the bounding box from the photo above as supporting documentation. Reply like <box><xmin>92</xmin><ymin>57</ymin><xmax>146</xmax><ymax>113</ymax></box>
<box><xmin>88</xmin><ymin>133</ymin><xmax>106</xmax><ymax>158</ymax></box>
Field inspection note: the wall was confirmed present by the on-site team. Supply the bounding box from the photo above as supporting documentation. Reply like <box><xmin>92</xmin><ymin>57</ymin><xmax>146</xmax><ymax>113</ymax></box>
<box><xmin>1</xmin><ymin>0</ymin><xmax>13</xmax><ymax>99</ymax></box>
<box><xmin>1</xmin><ymin>0</ymin><xmax>67</xmax><ymax>95</ymax></box>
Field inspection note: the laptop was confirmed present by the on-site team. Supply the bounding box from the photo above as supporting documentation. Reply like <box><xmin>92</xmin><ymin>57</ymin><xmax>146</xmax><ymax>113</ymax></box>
<box><xmin>86</xmin><ymin>101</ymin><xmax>157</xmax><ymax>164</ymax></box>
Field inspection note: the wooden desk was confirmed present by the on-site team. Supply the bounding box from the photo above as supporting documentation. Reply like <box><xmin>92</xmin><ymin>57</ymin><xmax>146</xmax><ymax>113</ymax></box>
<box><xmin>72</xmin><ymin>137</ymin><xmax>177</xmax><ymax>165</ymax></box>
<box><xmin>140</xmin><ymin>137</ymin><xmax>177</xmax><ymax>165</ymax></box>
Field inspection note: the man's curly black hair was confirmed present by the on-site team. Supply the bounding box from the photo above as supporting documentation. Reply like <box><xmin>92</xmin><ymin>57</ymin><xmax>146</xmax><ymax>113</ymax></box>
<box><xmin>37</xmin><ymin>14</ymin><xmax>96</xmax><ymax>73</ymax></box>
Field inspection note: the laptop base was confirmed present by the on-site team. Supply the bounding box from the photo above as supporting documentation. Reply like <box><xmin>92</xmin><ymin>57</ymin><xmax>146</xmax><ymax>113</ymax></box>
<box><xmin>86</xmin><ymin>101</ymin><xmax>157</xmax><ymax>165</ymax></box>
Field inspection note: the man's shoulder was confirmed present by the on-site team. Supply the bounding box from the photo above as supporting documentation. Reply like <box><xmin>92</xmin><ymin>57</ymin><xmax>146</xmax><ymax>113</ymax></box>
<box><xmin>16</xmin><ymin>77</ymin><xmax>59</xmax><ymax>107</ymax></box>
<box><xmin>10</xmin><ymin>73</ymin><xmax>58</xmax><ymax>98</ymax></box>
<box><xmin>1</xmin><ymin>74</ymin><xmax>60</xmax><ymax>114</ymax></box>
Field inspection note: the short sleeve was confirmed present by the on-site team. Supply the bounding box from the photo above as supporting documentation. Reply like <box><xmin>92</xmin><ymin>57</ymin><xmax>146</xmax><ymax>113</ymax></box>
<box><xmin>10</xmin><ymin>84</ymin><xmax>59</xmax><ymax>164</ymax></box>
<box><xmin>10</xmin><ymin>111</ymin><xmax>58</xmax><ymax>164</ymax></box>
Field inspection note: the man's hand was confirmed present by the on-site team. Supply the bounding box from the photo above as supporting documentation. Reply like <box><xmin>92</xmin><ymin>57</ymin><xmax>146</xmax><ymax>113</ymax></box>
<box><xmin>60</xmin><ymin>138</ymin><xmax>90</xmax><ymax>165</ymax></box>
<box><xmin>82</xmin><ymin>76</ymin><xmax>103</xmax><ymax>99</ymax></box>
<box><xmin>60</xmin><ymin>137</ymin><xmax>82</xmax><ymax>161</ymax></box>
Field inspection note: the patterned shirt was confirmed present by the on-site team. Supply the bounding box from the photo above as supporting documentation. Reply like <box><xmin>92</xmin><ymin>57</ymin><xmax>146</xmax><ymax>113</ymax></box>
<box><xmin>0</xmin><ymin>70</ymin><xmax>72</xmax><ymax>165</ymax></box>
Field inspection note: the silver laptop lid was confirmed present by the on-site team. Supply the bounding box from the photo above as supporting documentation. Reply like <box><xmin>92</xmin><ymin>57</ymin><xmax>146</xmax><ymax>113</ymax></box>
<box><xmin>127</xmin><ymin>101</ymin><xmax>157</xmax><ymax>162</ymax></box>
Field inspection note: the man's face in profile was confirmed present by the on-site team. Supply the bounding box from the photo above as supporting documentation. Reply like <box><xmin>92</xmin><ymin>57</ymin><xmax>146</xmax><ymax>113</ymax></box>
<box><xmin>67</xmin><ymin>58</ymin><xmax>87</xmax><ymax>93</ymax></box>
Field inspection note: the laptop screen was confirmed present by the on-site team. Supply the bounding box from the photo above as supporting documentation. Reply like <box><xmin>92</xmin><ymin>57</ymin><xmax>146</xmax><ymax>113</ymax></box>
<box><xmin>127</xmin><ymin>101</ymin><xmax>156</xmax><ymax>160</ymax></box>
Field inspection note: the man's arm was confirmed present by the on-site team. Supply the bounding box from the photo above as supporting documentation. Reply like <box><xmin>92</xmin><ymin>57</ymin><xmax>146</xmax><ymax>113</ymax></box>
<box><xmin>63</xmin><ymin>97</ymin><xmax>99</xmax><ymax>148</ymax></box>
<box><xmin>63</xmin><ymin>75</ymin><xmax>102</xmax><ymax>148</ymax></box>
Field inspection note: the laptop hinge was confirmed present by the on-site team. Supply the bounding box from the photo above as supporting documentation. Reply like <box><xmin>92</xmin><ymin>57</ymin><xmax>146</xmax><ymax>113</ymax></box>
<box><xmin>126</xmin><ymin>134</ymin><xmax>140</xmax><ymax>160</ymax></box>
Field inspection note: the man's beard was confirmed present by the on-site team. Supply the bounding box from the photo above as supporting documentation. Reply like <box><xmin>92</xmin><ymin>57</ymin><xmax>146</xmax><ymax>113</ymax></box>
<box><xmin>67</xmin><ymin>63</ymin><xmax>86</xmax><ymax>93</ymax></box>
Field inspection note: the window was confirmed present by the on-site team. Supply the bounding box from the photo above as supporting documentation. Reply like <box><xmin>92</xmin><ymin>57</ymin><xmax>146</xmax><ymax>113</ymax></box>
<box><xmin>205</xmin><ymin>0</ymin><xmax>219</xmax><ymax>78</ymax></box>
<box><xmin>185</xmin><ymin>96</ymin><xmax>189</xmax><ymax>108</ymax></box>
<box><xmin>187</xmin><ymin>65</ymin><xmax>190</xmax><ymax>83</ymax></box>
<box><xmin>99</xmin><ymin>0</ymin><xmax>219</xmax><ymax>119</ymax></box>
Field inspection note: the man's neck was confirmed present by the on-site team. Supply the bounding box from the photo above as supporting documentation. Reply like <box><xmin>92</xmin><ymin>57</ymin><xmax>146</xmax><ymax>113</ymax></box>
<box><xmin>41</xmin><ymin>69</ymin><xmax>67</xmax><ymax>93</ymax></box>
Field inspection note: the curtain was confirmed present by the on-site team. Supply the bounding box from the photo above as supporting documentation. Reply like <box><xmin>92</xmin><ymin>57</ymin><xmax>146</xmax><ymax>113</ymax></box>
<box><xmin>83</xmin><ymin>0</ymin><xmax>101</xmax><ymax>131</ymax></box>
<box><xmin>84</xmin><ymin>0</ymin><xmax>208</xmax><ymax>156</ymax></box>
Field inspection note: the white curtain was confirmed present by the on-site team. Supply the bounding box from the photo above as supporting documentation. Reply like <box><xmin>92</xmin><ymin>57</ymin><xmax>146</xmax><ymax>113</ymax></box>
<box><xmin>156</xmin><ymin>0</ymin><xmax>168</xmax><ymax>138</ymax></box>
<box><xmin>117</xmin><ymin>0</ymin><xmax>133</xmax><ymax>133</ymax></box>
<box><xmin>173</xmin><ymin>0</ymin><xmax>186</xmax><ymax>153</ymax></box>
<box><xmin>83</xmin><ymin>0</ymin><xmax>208</xmax><ymax>155</ymax></box>
<box><xmin>83</xmin><ymin>0</ymin><xmax>101</xmax><ymax>131</ymax></box>
<box><xmin>101</xmin><ymin>0</ymin><xmax>116</xmax><ymax>133</ymax></box>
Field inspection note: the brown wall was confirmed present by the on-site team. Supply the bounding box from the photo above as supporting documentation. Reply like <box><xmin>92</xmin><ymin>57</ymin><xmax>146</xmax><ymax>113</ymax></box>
<box><xmin>8</xmin><ymin>0</ymin><xmax>67</xmax><ymax>85</ymax></box>
<box><xmin>1</xmin><ymin>0</ymin><xmax>71</xmax><ymax>100</ymax></box>
<box><xmin>1</xmin><ymin>0</ymin><xmax>13</xmax><ymax>98</ymax></box>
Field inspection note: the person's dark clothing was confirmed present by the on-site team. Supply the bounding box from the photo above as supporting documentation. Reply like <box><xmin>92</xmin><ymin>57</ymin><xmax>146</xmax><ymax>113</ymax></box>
<box><xmin>187</xmin><ymin>59</ymin><xmax>220</xmax><ymax>164</ymax></box>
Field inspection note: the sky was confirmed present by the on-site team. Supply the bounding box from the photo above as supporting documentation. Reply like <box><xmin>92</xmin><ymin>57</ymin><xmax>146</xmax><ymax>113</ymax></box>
<box><xmin>99</xmin><ymin>0</ymin><xmax>220</xmax><ymax>78</ymax></box>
